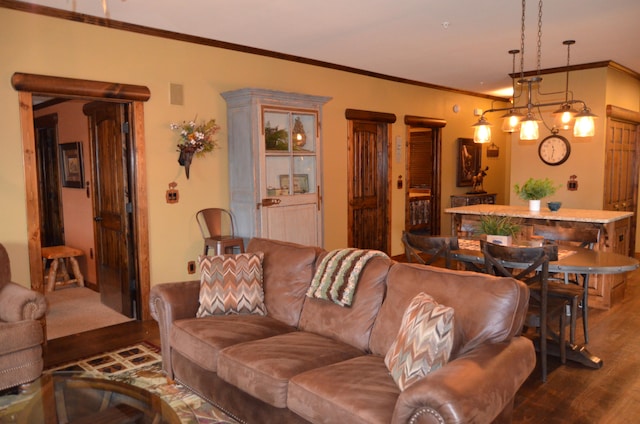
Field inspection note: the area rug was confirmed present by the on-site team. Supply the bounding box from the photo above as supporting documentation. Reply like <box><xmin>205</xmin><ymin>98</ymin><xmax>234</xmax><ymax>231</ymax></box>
<box><xmin>0</xmin><ymin>343</ymin><xmax>239</xmax><ymax>423</ymax></box>
<box><xmin>45</xmin><ymin>286</ymin><xmax>133</xmax><ymax>339</ymax></box>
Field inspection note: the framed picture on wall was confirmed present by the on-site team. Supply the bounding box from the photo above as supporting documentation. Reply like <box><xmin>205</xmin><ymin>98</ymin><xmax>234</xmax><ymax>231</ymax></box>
<box><xmin>456</xmin><ymin>138</ymin><xmax>481</xmax><ymax>187</ymax></box>
<box><xmin>59</xmin><ymin>142</ymin><xmax>84</xmax><ymax>188</ymax></box>
<box><xmin>279</xmin><ymin>174</ymin><xmax>309</xmax><ymax>194</ymax></box>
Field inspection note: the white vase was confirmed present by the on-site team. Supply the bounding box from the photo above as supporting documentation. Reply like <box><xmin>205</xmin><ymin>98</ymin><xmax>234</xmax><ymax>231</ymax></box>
<box><xmin>529</xmin><ymin>199</ymin><xmax>541</xmax><ymax>212</ymax></box>
<box><xmin>486</xmin><ymin>235</ymin><xmax>512</xmax><ymax>246</ymax></box>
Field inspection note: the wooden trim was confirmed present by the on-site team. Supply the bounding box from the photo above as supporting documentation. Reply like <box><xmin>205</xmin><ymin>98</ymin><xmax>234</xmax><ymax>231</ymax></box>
<box><xmin>510</xmin><ymin>60</ymin><xmax>640</xmax><ymax>82</ymax></box>
<box><xmin>606</xmin><ymin>105</ymin><xmax>640</xmax><ymax>124</ymax></box>
<box><xmin>404</xmin><ymin>115</ymin><xmax>447</xmax><ymax>128</ymax></box>
<box><xmin>12</xmin><ymin>72</ymin><xmax>151</xmax><ymax>101</ymax></box>
<box><xmin>132</xmin><ymin>101</ymin><xmax>151</xmax><ymax>321</ymax></box>
<box><xmin>345</xmin><ymin>109</ymin><xmax>396</xmax><ymax>123</ymax></box>
<box><xmin>0</xmin><ymin>0</ymin><xmax>506</xmax><ymax>102</ymax></box>
<box><xmin>18</xmin><ymin>91</ymin><xmax>44</xmax><ymax>293</ymax></box>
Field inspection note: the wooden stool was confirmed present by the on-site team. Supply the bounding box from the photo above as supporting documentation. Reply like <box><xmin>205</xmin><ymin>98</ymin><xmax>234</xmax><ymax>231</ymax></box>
<box><xmin>41</xmin><ymin>246</ymin><xmax>85</xmax><ymax>292</ymax></box>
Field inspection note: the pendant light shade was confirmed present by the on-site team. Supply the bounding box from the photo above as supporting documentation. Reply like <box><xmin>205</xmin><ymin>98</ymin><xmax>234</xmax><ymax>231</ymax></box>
<box><xmin>501</xmin><ymin>109</ymin><xmax>524</xmax><ymax>133</ymax></box>
<box><xmin>573</xmin><ymin>107</ymin><xmax>596</xmax><ymax>137</ymax></box>
<box><xmin>473</xmin><ymin>116</ymin><xmax>492</xmax><ymax>143</ymax></box>
<box><xmin>552</xmin><ymin>104</ymin><xmax>578</xmax><ymax>130</ymax></box>
<box><xmin>519</xmin><ymin>113</ymin><xmax>539</xmax><ymax>141</ymax></box>
<box><xmin>473</xmin><ymin>116</ymin><xmax>491</xmax><ymax>144</ymax></box>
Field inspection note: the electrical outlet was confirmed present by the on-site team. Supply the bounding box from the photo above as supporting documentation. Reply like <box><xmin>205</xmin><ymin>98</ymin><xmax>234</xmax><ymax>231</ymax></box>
<box><xmin>187</xmin><ymin>261</ymin><xmax>196</xmax><ymax>274</ymax></box>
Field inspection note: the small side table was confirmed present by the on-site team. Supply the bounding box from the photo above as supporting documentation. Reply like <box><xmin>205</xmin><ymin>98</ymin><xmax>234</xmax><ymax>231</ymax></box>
<box><xmin>41</xmin><ymin>246</ymin><xmax>85</xmax><ymax>292</ymax></box>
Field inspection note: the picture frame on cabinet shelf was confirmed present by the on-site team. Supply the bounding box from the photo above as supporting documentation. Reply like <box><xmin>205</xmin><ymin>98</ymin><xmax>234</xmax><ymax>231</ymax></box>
<box><xmin>456</xmin><ymin>138</ymin><xmax>481</xmax><ymax>187</ymax></box>
<box><xmin>279</xmin><ymin>174</ymin><xmax>309</xmax><ymax>194</ymax></box>
<box><xmin>59</xmin><ymin>142</ymin><xmax>84</xmax><ymax>188</ymax></box>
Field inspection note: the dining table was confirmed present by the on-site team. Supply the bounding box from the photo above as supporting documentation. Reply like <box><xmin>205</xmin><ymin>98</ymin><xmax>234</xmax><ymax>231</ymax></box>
<box><xmin>451</xmin><ymin>239</ymin><xmax>639</xmax><ymax>369</ymax></box>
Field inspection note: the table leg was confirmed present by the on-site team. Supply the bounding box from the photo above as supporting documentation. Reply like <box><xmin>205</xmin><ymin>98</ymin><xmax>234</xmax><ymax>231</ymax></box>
<box><xmin>545</xmin><ymin>341</ymin><xmax>603</xmax><ymax>369</ymax></box>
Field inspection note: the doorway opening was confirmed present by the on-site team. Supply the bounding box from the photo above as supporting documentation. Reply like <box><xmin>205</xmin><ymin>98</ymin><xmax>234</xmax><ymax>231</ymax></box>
<box><xmin>404</xmin><ymin>115</ymin><xmax>446</xmax><ymax>236</ymax></box>
<box><xmin>12</xmin><ymin>72</ymin><xmax>152</xmax><ymax>339</ymax></box>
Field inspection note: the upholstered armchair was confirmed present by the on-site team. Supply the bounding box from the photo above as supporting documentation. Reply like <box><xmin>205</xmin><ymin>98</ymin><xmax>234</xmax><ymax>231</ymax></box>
<box><xmin>0</xmin><ymin>243</ymin><xmax>47</xmax><ymax>391</ymax></box>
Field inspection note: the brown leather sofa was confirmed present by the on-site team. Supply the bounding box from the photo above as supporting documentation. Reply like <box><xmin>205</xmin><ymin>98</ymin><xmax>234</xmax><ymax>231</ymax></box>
<box><xmin>150</xmin><ymin>238</ymin><xmax>535</xmax><ymax>423</ymax></box>
<box><xmin>0</xmin><ymin>243</ymin><xmax>47</xmax><ymax>391</ymax></box>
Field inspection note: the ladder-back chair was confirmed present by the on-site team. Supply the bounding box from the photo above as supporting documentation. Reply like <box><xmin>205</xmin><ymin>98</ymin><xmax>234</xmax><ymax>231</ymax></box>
<box><xmin>401</xmin><ymin>232</ymin><xmax>459</xmax><ymax>269</ymax></box>
<box><xmin>482</xmin><ymin>241</ymin><xmax>567</xmax><ymax>382</ymax></box>
<box><xmin>533</xmin><ymin>225</ymin><xmax>600</xmax><ymax>344</ymax></box>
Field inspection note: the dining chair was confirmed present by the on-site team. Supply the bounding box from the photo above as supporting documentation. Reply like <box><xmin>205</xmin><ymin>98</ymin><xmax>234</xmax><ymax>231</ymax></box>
<box><xmin>401</xmin><ymin>232</ymin><xmax>459</xmax><ymax>269</ymax></box>
<box><xmin>533</xmin><ymin>225</ymin><xmax>600</xmax><ymax>344</ymax></box>
<box><xmin>195</xmin><ymin>208</ymin><xmax>245</xmax><ymax>256</ymax></box>
<box><xmin>482</xmin><ymin>241</ymin><xmax>567</xmax><ymax>382</ymax></box>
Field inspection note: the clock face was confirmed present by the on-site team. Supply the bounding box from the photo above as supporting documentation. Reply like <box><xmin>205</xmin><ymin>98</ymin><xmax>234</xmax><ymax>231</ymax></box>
<box><xmin>538</xmin><ymin>135</ymin><xmax>571</xmax><ymax>166</ymax></box>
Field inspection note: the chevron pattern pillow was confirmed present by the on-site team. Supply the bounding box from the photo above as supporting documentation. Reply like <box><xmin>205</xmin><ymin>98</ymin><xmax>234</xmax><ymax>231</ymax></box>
<box><xmin>196</xmin><ymin>252</ymin><xmax>266</xmax><ymax>317</ymax></box>
<box><xmin>384</xmin><ymin>292</ymin><xmax>455</xmax><ymax>390</ymax></box>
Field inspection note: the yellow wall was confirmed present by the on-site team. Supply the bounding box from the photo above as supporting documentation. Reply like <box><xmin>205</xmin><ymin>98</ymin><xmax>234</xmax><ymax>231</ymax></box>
<box><xmin>1</xmin><ymin>8</ymin><xmax>509</xmax><ymax>287</ymax></box>
<box><xmin>509</xmin><ymin>68</ymin><xmax>609</xmax><ymax>209</ymax></box>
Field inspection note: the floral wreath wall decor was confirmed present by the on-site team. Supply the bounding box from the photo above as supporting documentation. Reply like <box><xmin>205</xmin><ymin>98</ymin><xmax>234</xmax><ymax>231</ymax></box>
<box><xmin>170</xmin><ymin>118</ymin><xmax>220</xmax><ymax>179</ymax></box>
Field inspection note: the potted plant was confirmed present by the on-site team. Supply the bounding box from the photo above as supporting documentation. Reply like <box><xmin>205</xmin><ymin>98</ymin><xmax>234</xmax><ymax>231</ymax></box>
<box><xmin>479</xmin><ymin>215</ymin><xmax>521</xmax><ymax>246</ymax></box>
<box><xmin>514</xmin><ymin>177</ymin><xmax>561</xmax><ymax>212</ymax></box>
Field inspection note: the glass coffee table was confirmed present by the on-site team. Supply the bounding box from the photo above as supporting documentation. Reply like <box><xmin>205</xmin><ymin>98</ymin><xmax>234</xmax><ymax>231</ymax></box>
<box><xmin>0</xmin><ymin>371</ymin><xmax>181</xmax><ymax>423</ymax></box>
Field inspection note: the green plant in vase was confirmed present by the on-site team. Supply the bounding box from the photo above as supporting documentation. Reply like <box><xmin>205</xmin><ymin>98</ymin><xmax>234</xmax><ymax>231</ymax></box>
<box><xmin>479</xmin><ymin>215</ymin><xmax>521</xmax><ymax>246</ymax></box>
<box><xmin>514</xmin><ymin>177</ymin><xmax>561</xmax><ymax>211</ymax></box>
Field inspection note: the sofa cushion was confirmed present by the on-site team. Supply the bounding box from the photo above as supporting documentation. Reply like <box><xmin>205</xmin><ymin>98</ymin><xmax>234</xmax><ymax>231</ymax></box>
<box><xmin>384</xmin><ymin>292</ymin><xmax>454</xmax><ymax>390</ymax></box>
<box><xmin>288</xmin><ymin>355</ymin><xmax>398</xmax><ymax>424</ymax></box>
<box><xmin>370</xmin><ymin>263</ymin><xmax>529</xmax><ymax>357</ymax></box>
<box><xmin>196</xmin><ymin>252</ymin><xmax>266</xmax><ymax>317</ymax></box>
<box><xmin>247</xmin><ymin>238</ymin><xmax>321</xmax><ymax>327</ymax></box>
<box><xmin>298</xmin><ymin>253</ymin><xmax>391</xmax><ymax>352</ymax></box>
<box><xmin>170</xmin><ymin>315</ymin><xmax>295</xmax><ymax>372</ymax></box>
<box><xmin>217</xmin><ymin>331</ymin><xmax>364</xmax><ymax>408</ymax></box>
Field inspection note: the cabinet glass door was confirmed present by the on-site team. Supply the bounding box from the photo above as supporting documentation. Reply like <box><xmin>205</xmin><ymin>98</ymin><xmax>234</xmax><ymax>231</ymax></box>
<box><xmin>264</xmin><ymin>109</ymin><xmax>317</xmax><ymax>197</ymax></box>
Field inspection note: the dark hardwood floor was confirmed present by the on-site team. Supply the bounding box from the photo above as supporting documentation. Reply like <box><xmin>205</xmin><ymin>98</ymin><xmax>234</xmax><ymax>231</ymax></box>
<box><xmin>43</xmin><ymin>320</ymin><xmax>160</xmax><ymax>369</ymax></box>
<box><xmin>44</xmin><ymin>267</ymin><xmax>640</xmax><ymax>423</ymax></box>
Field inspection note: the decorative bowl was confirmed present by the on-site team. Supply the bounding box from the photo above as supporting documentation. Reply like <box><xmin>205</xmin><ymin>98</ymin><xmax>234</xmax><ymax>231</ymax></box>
<box><xmin>547</xmin><ymin>201</ymin><xmax>562</xmax><ymax>212</ymax></box>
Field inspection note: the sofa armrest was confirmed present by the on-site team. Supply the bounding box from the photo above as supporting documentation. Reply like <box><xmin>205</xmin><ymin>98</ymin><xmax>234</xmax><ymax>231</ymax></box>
<box><xmin>0</xmin><ymin>281</ymin><xmax>47</xmax><ymax>322</ymax></box>
<box><xmin>149</xmin><ymin>280</ymin><xmax>200</xmax><ymax>378</ymax></box>
<box><xmin>392</xmin><ymin>337</ymin><xmax>535</xmax><ymax>424</ymax></box>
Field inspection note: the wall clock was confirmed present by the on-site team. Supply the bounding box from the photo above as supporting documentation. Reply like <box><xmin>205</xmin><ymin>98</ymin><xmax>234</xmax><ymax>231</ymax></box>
<box><xmin>538</xmin><ymin>134</ymin><xmax>571</xmax><ymax>166</ymax></box>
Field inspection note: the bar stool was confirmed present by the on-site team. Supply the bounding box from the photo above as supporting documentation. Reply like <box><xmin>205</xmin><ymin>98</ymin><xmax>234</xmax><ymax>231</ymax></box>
<box><xmin>41</xmin><ymin>245</ymin><xmax>85</xmax><ymax>292</ymax></box>
<box><xmin>196</xmin><ymin>208</ymin><xmax>244</xmax><ymax>255</ymax></box>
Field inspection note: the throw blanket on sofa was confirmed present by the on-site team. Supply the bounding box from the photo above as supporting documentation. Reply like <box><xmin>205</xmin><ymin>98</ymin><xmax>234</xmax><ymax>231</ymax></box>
<box><xmin>307</xmin><ymin>248</ymin><xmax>387</xmax><ymax>307</ymax></box>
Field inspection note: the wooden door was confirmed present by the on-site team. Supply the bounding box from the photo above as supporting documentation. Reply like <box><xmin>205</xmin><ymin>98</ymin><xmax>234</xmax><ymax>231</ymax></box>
<box><xmin>34</xmin><ymin>113</ymin><xmax>65</xmax><ymax>247</ymax></box>
<box><xmin>347</xmin><ymin>118</ymin><xmax>391</xmax><ymax>253</ymax></box>
<box><xmin>604</xmin><ymin>106</ymin><xmax>640</xmax><ymax>255</ymax></box>
<box><xmin>84</xmin><ymin>102</ymin><xmax>136</xmax><ymax>318</ymax></box>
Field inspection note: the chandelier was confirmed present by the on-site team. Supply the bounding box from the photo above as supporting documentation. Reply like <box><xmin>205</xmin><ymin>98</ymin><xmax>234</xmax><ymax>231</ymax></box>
<box><xmin>472</xmin><ymin>0</ymin><xmax>597</xmax><ymax>143</ymax></box>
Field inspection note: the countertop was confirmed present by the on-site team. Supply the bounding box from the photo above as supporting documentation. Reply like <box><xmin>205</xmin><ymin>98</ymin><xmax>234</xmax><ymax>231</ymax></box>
<box><xmin>444</xmin><ymin>204</ymin><xmax>633</xmax><ymax>224</ymax></box>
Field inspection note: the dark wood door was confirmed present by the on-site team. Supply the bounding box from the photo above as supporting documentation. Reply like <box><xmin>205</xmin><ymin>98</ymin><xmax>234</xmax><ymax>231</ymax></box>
<box><xmin>604</xmin><ymin>106</ymin><xmax>639</xmax><ymax>256</ymax></box>
<box><xmin>348</xmin><ymin>120</ymin><xmax>390</xmax><ymax>253</ymax></box>
<box><xmin>34</xmin><ymin>113</ymin><xmax>65</xmax><ymax>247</ymax></box>
<box><xmin>84</xmin><ymin>102</ymin><xmax>136</xmax><ymax>317</ymax></box>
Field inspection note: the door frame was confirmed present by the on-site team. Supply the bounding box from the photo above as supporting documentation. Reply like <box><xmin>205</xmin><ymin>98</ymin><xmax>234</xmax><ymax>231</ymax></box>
<box><xmin>404</xmin><ymin>115</ymin><xmax>446</xmax><ymax>235</ymax></box>
<box><xmin>11</xmin><ymin>72</ymin><xmax>153</xmax><ymax>320</ymax></box>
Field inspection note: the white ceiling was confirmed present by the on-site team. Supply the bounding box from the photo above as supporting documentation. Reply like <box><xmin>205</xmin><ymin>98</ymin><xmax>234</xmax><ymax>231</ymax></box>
<box><xmin>16</xmin><ymin>0</ymin><xmax>640</xmax><ymax>96</ymax></box>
